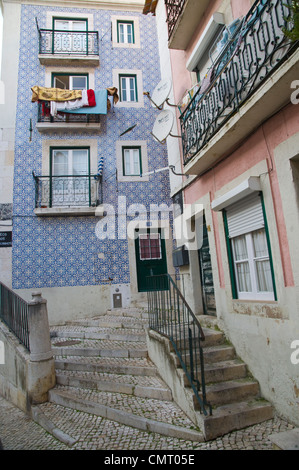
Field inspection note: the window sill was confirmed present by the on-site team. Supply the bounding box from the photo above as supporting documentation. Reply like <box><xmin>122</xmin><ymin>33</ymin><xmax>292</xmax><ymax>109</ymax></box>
<box><xmin>34</xmin><ymin>206</ymin><xmax>101</xmax><ymax>217</ymax></box>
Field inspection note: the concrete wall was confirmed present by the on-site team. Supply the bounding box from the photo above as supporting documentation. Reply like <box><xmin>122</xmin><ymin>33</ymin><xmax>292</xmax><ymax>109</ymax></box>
<box><xmin>0</xmin><ymin>0</ymin><xmax>21</xmax><ymax>287</ymax></box>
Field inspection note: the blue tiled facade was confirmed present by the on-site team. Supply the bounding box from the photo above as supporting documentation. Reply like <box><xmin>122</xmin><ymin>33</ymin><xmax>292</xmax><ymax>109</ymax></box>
<box><xmin>12</xmin><ymin>3</ymin><xmax>172</xmax><ymax>290</ymax></box>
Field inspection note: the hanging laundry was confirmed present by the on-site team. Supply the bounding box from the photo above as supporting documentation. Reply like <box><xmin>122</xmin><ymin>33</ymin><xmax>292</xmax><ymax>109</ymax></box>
<box><xmin>31</xmin><ymin>86</ymin><xmax>83</xmax><ymax>102</ymax></box>
<box><xmin>50</xmin><ymin>90</ymin><xmax>89</xmax><ymax>117</ymax></box>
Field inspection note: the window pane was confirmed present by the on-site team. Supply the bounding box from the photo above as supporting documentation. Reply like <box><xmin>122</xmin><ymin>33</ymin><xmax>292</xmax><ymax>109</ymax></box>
<box><xmin>72</xmin><ymin>21</ymin><xmax>87</xmax><ymax>31</ymax></box>
<box><xmin>256</xmin><ymin>260</ymin><xmax>273</xmax><ymax>292</ymax></box>
<box><xmin>71</xmin><ymin>76</ymin><xmax>87</xmax><ymax>90</ymax></box>
<box><xmin>233</xmin><ymin>235</ymin><xmax>248</xmax><ymax>261</ymax></box>
<box><xmin>252</xmin><ymin>230</ymin><xmax>268</xmax><ymax>258</ymax></box>
<box><xmin>236</xmin><ymin>262</ymin><xmax>252</xmax><ymax>292</ymax></box>
<box><xmin>119</xmin><ymin>24</ymin><xmax>125</xmax><ymax>43</ymax></box>
<box><xmin>129</xmin><ymin>77</ymin><xmax>135</xmax><ymax>101</ymax></box>
<box><xmin>54</xmin><ymin>20</ymin><xmax>69</xmax><ymax>30</ymax></box>
<box><xmin>53</xmin><ymin>150</ymin><xmax>68</xmax><ymax>175</ymax></box>
<box><xmin>121</xmin><ymin>77</ymin><xmax>127</xmax><ymax>101</ymax></box>
<box><xmin>72</xmin><ymin>150</ymin><xmax>88</xmax><ymax>175</ymax></box>
<box><xmin>123</xmin><ymin>149</ymin><xmax>131</xmax><ymax>175</ymax></box>
<box><xmin>127</xmin><ymin>24</ymin><xmax>133</xmax><ymax>43</ymax></box>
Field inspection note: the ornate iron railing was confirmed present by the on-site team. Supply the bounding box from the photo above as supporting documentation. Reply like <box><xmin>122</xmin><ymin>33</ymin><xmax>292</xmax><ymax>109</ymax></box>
<box><xmin>164</xmin><ymin>0</ymin><xmax>186</xmax><ymax>40</ymax></box>
<box><xmin>33</xmin><ymin>173</ymin><xmax>101</xmax><ymax>208</ymax></box>
<box><xmin>147</xmin><ymin>273</ymin><xmax>212</xmax><ymax>416</ymax></box>
<box><xmin>180</xmin><ymin>0</ymin><xmax>299</xmax><ymax>167</ymax></box>
<box><xmin>0</xmin><ymin>282</ymin><xmax>30</xmax><ymax>351</ymax></box>
<box><xmin>38</xmin><ymin>29</ymin><xmax>99</xmax><ymax>56</ymax></box>
<box><xmin>37</xmin><ymin>103</ymin><xmax>101</xmax><ymax>124</ymax></box>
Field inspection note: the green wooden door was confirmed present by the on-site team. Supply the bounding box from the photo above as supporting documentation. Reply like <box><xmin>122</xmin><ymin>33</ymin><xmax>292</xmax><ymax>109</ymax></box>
<box><xmin>135</xmin><ymin>229</ymin><xmax>168</xmax><ymax>292</ymax></box>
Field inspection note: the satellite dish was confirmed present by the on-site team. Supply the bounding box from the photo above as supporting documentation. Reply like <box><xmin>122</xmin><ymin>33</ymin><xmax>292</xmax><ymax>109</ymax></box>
<box><xmin>144</xmin><ymin>77</ymin><xmax>177</xmax><ymax>109</ymax></box>
<box><xmin>151</xmin><ymin>78</ymin><xmax>172</xmax><ymax>109</ymax></box>
<box><xmin>151</xmin><ymin>109</ymin><xmax>181</xmax><ymax>143</ymax></box>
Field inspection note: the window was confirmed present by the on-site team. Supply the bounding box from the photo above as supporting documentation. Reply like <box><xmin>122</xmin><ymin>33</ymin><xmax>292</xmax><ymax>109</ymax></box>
<box><xmin>111</xmin><ymin>16</ymin><xmax>140</xmax><ymax>49</ymax></box>
<box><xmin>117</xmin><ymin>21</ymin><xmax>134</xmax><ymax>44</ymax></box>
<box><xmin>224</xmin><ymin>193</ymin><xmax>276</xmax><ymax>301</ymax></box>
<box><xmin>231</xmin><ymin>229</ymin><xmax>274</xmax><ymax>300</ymax></box>
<box><xmin>50</xmin><ymin>147</ymin><xmax>91</xmax><ymax>206</ymax></box>
<box><xmin>52</xmin><ymin>73</ymin><xmax>88</xmax><ymax>90</ymax></box>
<box><xmin>119</xmin><ymin>75</ymin><xmax>137</xmax><ymax>102</ymax></box>
<box><xmin>53</xmin><ymin>18</ymin><xmax>88</xmax><ymax>54</ymax></box>
<box><xmin>123</xmin><ymin>147</ymin><xmax>142</xmax><ymax>176</ymax></box>
<box><xmin>139</xmin><ymin>233</ymin><xmax>162</xmax><ymax>260</ymax></box>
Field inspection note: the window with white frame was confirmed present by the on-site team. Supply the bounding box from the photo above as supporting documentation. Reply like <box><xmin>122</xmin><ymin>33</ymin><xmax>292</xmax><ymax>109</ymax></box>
<box><xmin>51</xmin><ymin>147</ymin><xmax>90</xmax><ymax>206</ymax></box>
<box><xmin>119</xmin><ymin>75</ymin><xmax>137</xmax><ymax>102</ymax></box>
<box><xmin>122</xmin><ymin>147</ymin><xmax>142</xmax><ymax>176</ymax></box>
<box><xmin>52</xmin><ymin>73</ymin><xmax>88</xmax><ymax>90</ymax></box>
<box><xmin>231</xmin><ymin>229</ymin><xmax>274</xmax><ymax>300</ymax></box>
<box><xmin>111</xmin><ymin>16</ymin><xmax>140</xmax><ymax>49</ymax></box>
<box><xmin>53</xmin><ymin>18</ymin><xmax>88</xmax><ymax>54</ymax></box>
<box><xmin>139</xmin><ymin>233</ymin><xmax>162</xmax><ymax>260</ymax></box>
<box><xmin>117</xmin><ymin>20</ymin><xmax>134</xmax><ymax>44</ymax></box>
<box><xmin>224</xmin><ymin>193</ymin><xmax>275</xmax><ymax>301</ymax></box>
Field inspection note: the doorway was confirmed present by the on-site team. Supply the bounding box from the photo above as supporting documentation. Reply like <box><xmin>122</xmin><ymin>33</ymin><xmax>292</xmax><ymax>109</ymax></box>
<box><xmin>198</xmin><ymin>216</ymin><xmax>216</xmax><ymax>315</ymax></box>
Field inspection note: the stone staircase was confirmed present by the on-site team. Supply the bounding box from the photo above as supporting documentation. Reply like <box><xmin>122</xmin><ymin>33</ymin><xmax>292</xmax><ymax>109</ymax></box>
<box><xmin>32</xmin><ymin>307</ymin><xmax>274</xmax><ymax>444</ymax></box>
<box><xmin>40</xmin><ymin>307</ymin><xmax>206</xmax><ymax>443</ymax></box>
<box><xmin>147</xmin><ymin>315</ymin><xmax>274</xmax><ymax>440</ymax></box>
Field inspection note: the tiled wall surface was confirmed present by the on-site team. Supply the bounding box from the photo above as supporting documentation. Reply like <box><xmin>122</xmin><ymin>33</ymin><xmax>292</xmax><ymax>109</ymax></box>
<box><xmin>13</xmin><ymin>4</ymin><xmax>171</xmax><ymax>289</ymax></box>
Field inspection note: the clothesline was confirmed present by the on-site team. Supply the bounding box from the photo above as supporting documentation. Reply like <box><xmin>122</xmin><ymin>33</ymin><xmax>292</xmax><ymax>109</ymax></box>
<box><xmin>31</xmin><ymin>86</ymin><xmax>119</xmax><ymax>116</ymax></box>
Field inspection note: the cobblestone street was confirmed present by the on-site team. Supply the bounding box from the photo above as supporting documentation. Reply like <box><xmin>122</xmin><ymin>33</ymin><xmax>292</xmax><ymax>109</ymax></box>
<box><xmin>0</xmin><ymin>395</ymin><xmax>295</xmax><ymax>451</ymax></box>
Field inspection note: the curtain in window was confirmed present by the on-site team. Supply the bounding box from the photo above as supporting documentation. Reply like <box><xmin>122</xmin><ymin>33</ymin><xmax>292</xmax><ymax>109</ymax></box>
<box><xmin>253</xmin><ymin>230</ymin><xmax>273</xmax><ymax>292</ymax></box>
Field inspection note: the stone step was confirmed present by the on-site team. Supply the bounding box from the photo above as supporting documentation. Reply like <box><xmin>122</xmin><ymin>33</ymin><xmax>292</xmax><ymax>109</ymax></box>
<box><xmin>194</xmin><ymin>379</ymin><xmax>261</xmax><ymax>408</ymax></box>
<box><xmin>171</xmin><ymin>328</ymin><xmax>225</xmax><ymax>351</ymax></box>
<box><xmin>55</xmin><ymin>370</ymin><xmax>172</xmax><ymax>401</ymax></box>
<box><xmin>53</xmin><ymin>347</ymin><xmax>148</xmax><ymax>358</ymax></box>
<box><xmin>202</xmin><ymin>399</ymin><xmax>274</xmax><ymax>440</ymax></box>
<box><xmin>50</xmin><ymin>326</ymin><xmax>146</xmax><ymax>342</ymax></box>
<box><xmin>174</xmin><ymin>344</ymin><xmax>236</xmax><ymax>367</ymax></box>
<box><xmin>183</xmin><ymin>359</ymin><xmax>247</xmax><ymax>386</ymax></box>
<box><xmin>68</xmin><ymin>315</ymin><xmax>149</xmax><ymax>329</ymax></box>
<box><xmin>55</xmin><ymin>356</ymin><xmax>158</xmax><ymax>377</ymax></box>
<box><xmin>48</xmin><ymin>386</ymin><xmax>204</xmax><ymax>442</ymax></box>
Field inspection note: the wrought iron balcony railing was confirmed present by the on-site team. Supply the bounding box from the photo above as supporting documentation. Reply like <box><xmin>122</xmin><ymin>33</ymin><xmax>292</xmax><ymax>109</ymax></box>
<box><xmin>165</xmin><ymin>0</ymin><xmax>186</xmax><ymax>40</ymax></box>
<box><xmin>37</xmin><ymin>102</ymin><xmax>101</xmax><ymax>124</ymax></box>
<box><xmin>180</xmin><ymin>0</ymin><xmax>299</xmax><ymax>167</ymax></box>
<box><xmin>38</xmin><ymin>29</ymin><xmax>99</xmax><ymax>56</ymax></box>
<box><xmin>33</xmin><ymin>173</ymin><xmax>102</xmax><ymax>209</ymax></box>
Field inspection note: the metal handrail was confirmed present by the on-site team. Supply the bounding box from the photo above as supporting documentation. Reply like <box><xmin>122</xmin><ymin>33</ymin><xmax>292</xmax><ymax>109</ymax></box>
<box><xmin>147</xmin><ymin>273</ymin><xmax>212</xmax><ymax>416</ymax></box>
<box><xmin>0</xmin><ymin>282</ymin><xmax>30</xmax><ymax>351</ymax></box>
<box><xmin>179</xmin><ymin>0</ymin><xmax>299</xmax><ymax>166</ymax></box>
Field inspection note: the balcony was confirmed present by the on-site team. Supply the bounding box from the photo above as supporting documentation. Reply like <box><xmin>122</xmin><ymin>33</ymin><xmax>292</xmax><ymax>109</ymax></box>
<box><xmin>180</xmin><ymin>0</ymin><xmax>299</xmax><ymax>176</ymax></box>
<box><xmin>38</xmin><ymin>29</ymin><xmax>100</xmax><ymax>66</ymax></box>
<box><xmin>33</xmin><ymin>173</ymin><xmax>102</xmax><ymax>216</ymax></box>
<box><xmin>165</xmin><ymin>0</ymin><xmax>210</xmax><ymax>49</ymax></box>
<box><xmin>36</xmin><ymin>102</ymin><xmax>101</xmax><ymax>132</ymax></box>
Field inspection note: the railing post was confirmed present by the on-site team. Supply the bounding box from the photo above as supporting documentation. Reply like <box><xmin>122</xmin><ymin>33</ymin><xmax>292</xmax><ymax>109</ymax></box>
<box><xmin>27</xmin><ymin>291</ymin><xmax>53</xmax><ymax>362</ymax></box>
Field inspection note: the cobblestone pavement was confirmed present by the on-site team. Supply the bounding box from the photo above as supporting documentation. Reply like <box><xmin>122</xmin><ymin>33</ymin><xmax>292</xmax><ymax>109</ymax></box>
<box><xmin>0</xmin><ymin>395</ymin><xmax>295</xmax><ymax>451</ymax></box>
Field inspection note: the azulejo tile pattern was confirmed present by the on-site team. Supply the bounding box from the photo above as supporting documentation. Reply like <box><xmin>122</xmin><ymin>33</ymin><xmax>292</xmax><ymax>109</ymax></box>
<box><xmin>12</xmin><ymin>4</ymin><xmax>172</xmax><ymax>290</ymax></box>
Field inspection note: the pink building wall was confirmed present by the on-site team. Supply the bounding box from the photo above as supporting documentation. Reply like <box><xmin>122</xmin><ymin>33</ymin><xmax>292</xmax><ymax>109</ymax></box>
<box><xmin>183</xmin><ymin>103</ymin><xmax>297</xmax><ymax>289</ymax></box>
<box><xmin>167</xmin><ymin>0</ymin><xmax>296</xmax><ymax>291</ymax></box>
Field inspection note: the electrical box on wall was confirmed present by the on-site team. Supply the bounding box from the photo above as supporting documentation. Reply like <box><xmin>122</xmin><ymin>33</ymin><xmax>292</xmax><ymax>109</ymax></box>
<box><xmin>110</xmin><ymin>284</ymin><xmax>131</xmax><ymax>309</ymax></box>
<box><xmin>172</xmin><ymin>245</ymin><xmax>189</xmax><ymax>267</ymax></box>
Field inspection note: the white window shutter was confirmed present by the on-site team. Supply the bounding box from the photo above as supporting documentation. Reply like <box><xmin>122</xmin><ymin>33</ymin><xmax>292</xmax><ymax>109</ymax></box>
<box><xmin>226</xmin><ymin>193</ymin><xmax>264</xmax><ymax>238</ymax></box>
